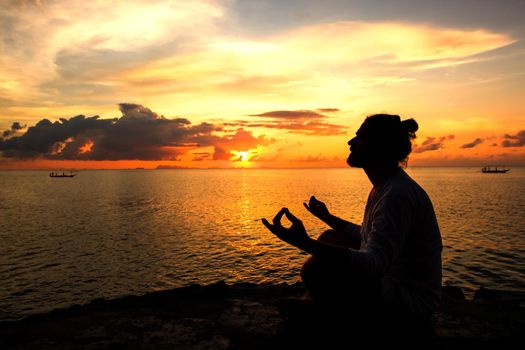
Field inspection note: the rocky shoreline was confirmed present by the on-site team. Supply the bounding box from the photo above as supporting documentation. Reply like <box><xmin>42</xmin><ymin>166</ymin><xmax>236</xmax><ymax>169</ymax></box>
<box><xmin>1</xmin><ymin>282</ymin><xmax>523</xmax><ymax>349</ymax></box>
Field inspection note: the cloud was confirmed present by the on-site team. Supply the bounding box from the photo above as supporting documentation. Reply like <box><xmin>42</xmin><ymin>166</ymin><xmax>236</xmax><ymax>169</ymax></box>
<box><xmin>296</xmin><ymin>155</ymin><xmax>329</xmax><ymax>162</ymax></box>
<box><xmin>281</xmin><ymin>21</ymin><xmax>515</xmax><ymax>70</ymax></box>
<box><xmin>209</xmin><ymin>128</ymin><xmax>273</xmax><ymax>160</ymax></box>
<box><xmin>1</xmin><ymin>2</ymin><xmax>515</xmax><ymax>118</ymax></box>
<box><xmin>461</xmin><ymin>138</ymin><xmax>484</xmax><ymax>149</ymax></box>
<box><xmin>224</xmin><ymin>109</ymin><xmax>347</xmax><ymax>136</ymax></box>
<box><xmin>502</xmin><ymin>130</ymin><xmax>525</xmax><ymax>147</ymax></box>
<box><xmin>192</xmin><ymin>152</ymin><xmax>212</xmax><ymax>161</ymax></box>
<box><xmin>118</xmin><ymin>103</ymin><xmax>163</xmax><ymax>120</ymax></box>
<box><xmin>0</xmin><ymin>104</ymin><xmax>270</xmax><ymax>161</ymax></box>
<box><xmin>0</xmin><ymin>0</ymin><xmax>226</xmax><ymax>107</ymax></box>
<box><xmin>249</xmin><ymin>110</ymin><xmax>329</xmax><ymax>119</ymax></box>
<box><xmin>11</xmin><ymin>122</ymin><xmax>24</xmax><ymax>130</ymax></box>
<box><xmin>289</xmin><ymin>154</ymin><xmax>341</xmax><ymax>163</ymax></box>
<box><xmin>1</xmin><ymin>122</ymin><xmax>26</xmax><ymax>138</ymax></box>
<box><xmin>410</xmin><ymin>152</ymin><xmax>525</xmax><ymax>167</ymax></box>
<box><xmin>413</xmin><ymin>135</ymin><xmax>455</xmax><ymax>153</ymax></box>
<box><xmin>317</xmin><ymin>108</ymin><xmax>340</xmax><ymax>113</ymax></box>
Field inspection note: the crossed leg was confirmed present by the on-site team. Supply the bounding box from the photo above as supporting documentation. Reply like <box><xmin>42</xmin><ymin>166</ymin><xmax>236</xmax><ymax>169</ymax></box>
<box><xmin>300</xmin><ymin>229</ymin><xmax>382</xmax><ymax>310</ymax></box>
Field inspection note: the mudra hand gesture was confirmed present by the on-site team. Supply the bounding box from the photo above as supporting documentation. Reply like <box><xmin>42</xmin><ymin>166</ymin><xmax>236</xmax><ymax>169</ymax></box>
<box><xmin>262</xmin><ymin>208</ymin><xmax>312</xmax><ymax>250</ymax></box>
<box><xmin>303</xmin><ymin>196</ymin><xmax>330</xmax><ymax>221</ymax></box>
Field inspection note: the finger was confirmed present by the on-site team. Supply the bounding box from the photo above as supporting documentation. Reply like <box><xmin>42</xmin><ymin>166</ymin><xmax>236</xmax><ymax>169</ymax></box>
<box><xmin>263</xmin><ymin>218</ymin><xmax>285</xmax><ymax>239</ymax></box>
<box><xmin>310</xmin><ymin>197</ymin><xmax>322</xmax><ymax>208</ymax></box>
<box><xmin>272</xmin><ymin>208</ymin><xmax>287</xmax><ymax>226</ymax></box>
<box><xmin>261</xmin><ymin>218</ymin><xmax>273</xmax><ymax>231</ymax></box>
<box><xmin>284</xmin><ymin>208</ymin><xmax>301</xmax><ymax>225</ymax></box>
<box><xmin>262</xmin><ymin>219</ymin><xmax>282</xmax><ymax>236</ymax></box>
<box><xmin>303</xmin><ymin>202</ymin><xmax>312</xmax><ymax>212</ymax></box>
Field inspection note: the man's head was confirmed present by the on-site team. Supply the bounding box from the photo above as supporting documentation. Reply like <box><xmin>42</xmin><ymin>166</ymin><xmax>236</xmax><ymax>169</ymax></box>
<box><xmin>347</xmin><ymin>114</ymin><xmax>418</xmax><ymax>168</ymax></box>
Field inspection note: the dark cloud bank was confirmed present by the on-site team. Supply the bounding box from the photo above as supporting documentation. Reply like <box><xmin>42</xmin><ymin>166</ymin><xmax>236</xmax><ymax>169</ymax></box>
<box><xmin>0</xmin><ymin>104</ymin><xmax>271</xmax><ymax>161</ymax></box>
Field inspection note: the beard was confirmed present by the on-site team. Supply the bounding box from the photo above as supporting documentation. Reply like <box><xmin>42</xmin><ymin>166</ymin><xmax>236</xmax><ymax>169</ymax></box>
<box><xmin>346</xmin><ymin>151</ymin><xmax>363</xmax><ymax>168</ymax></box>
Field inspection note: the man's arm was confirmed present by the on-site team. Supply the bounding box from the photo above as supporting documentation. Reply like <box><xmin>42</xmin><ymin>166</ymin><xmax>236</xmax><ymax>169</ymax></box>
<box><xmin>263</xmin><ymin>196</ymin><xmax>411</xmax><ymax>279</ymax></box>
<box><xmin>322</xmin><ymin>213</ymin><xmax>353</xmax><ymax>232</ymax></box>
<box><xmin>304</xmin><ymin>196</ymin><xmax>361</xmax><ymax>246</ymax></box>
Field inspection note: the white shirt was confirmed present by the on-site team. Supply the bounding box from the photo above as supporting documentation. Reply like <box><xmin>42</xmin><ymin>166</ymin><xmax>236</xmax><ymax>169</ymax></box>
<box><xmin>347</xmin><ymin>168</ymin><xmax>442</xmax><ymax>318</ymax></box>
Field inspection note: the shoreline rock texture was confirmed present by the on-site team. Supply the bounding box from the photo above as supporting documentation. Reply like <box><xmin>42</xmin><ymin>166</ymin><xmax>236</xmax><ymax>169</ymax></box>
<box><xmin>1</xmin><ymin>282</ymin><xmax>523</xmax><ymax>349</ymax></box>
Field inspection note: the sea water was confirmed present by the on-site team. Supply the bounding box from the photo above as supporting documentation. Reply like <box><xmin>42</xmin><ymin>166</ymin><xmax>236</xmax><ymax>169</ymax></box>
<box><xmin>1</xmin><ymin>167</ymin><xmax>524</xmax><ymax>320</ymax></box>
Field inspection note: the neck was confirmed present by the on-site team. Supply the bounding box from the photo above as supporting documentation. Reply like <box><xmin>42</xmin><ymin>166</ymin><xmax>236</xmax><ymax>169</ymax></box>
<box><xmin>364</xmin><ymin>163</ymin><xmax>400</xmax><ymax>187</ymax></box>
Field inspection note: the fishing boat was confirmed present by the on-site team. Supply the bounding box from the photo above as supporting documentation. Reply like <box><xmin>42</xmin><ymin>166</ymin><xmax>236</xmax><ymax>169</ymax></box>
<box><xmin>481</xmin><ymin>165</ymin><xmax>510</xmax><ymax>173</ymax></box>
<box><xmin>49</xmin><ymin>170</ymin><xmax>76</xmax><ymax>178</ymax></box>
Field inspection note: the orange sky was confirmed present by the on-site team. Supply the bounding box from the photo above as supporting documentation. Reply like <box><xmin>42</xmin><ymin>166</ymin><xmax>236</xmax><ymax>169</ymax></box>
<box><xmin>1</xmin><ymin>0</ymin><xmax>524</xmax><ymax>169</ymax></box>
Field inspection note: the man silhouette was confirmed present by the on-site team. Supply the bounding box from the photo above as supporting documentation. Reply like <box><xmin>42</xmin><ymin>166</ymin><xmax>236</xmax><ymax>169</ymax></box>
<box><xmin>263</xmin><ymin>114</ymin><xmax>442</xmax><ymax>323</ymax></box>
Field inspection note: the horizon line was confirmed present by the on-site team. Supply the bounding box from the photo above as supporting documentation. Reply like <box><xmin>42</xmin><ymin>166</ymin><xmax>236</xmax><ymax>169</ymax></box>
<box><xmin>1</xmin><ymin>165</ymin><xmax>524</xmax><ymax>171</ymax></box>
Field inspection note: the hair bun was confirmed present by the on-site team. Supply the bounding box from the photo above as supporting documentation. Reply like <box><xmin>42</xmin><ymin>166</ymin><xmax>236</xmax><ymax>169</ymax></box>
<box><xmin>401</xmin><ymin>118</ymin><xmax>418</xmax><ymax>134</ymax></box>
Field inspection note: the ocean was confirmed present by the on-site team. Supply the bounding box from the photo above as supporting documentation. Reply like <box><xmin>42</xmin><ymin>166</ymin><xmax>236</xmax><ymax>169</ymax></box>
<box><xmin>1</xmin><ymin>167</ymin><xmax>524</xmax><ymax>321</ymax></box>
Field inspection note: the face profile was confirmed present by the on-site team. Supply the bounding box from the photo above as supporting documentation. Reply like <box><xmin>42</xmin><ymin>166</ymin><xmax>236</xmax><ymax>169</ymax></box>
<box><xmin>346</xmin><ymin>114</ymin><xmax>419</xmax><ymax>169</ymax></box>
<box><xmin>346</xmin><ymin>129</ymin><xmax>369</xmax><ymax>168</ymax></box>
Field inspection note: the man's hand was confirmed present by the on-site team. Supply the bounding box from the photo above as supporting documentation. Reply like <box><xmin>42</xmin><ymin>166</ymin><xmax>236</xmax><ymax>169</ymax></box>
<box><xmin>304</xmin><ymin>196</ymin><xmax>330</xmax><ymax>221</ymax></box>
<box><xmin>262</xmin><ymin>208</ymin><xmax>312</xmax><ymax>251</ymax></box>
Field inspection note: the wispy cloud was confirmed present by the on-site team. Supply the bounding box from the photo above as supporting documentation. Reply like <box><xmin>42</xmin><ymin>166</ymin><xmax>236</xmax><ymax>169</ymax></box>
<box><xmin>316</xmin><ymin>108</ymin><xmax>340</xmax><ymax>113</ymax></box>
<box><xmin>0</xmin><ymin>2</ymin><xmax>515</xmax><ymax>117</ymax></box>
<box><xmin>461</xmin><ymin>138</ymin><xmax>484</xmax><ymax>149</ymax></box>
<box><xmin>0</xmin><ymin>0</ymin><xmax>226</xmax><ymax>108</ymax></box>
<box><xmin>222</xmin><ymin>109</ymin><xmax>347</xmax><ymax>136</ymax></box>
<box><xmin>249</xmin><ymin>110</ymin><xmax>329</xmax><ymax>119</ymax></box>
<box><xmin>117</xmin><ymin>21</ymin><xmax>514</xmax><ymax>106</ymax></box>
<box><xmin>294</xmin><ymin>154</ymin><xmax>340</xmax><ymax>162</ymax></box>
<box><xmin>413</xmin><ymin>135</ymin><xmax>455</xmax><ymax>153</ymax></box>
<box><xmin>192</xmin><ymin>152</ymin><xmax>212</xmax><ymax>161</ymax></box>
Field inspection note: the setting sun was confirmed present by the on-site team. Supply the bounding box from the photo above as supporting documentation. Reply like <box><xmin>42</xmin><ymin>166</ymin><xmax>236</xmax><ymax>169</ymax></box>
<box><xmin>230</xmin><ymin>150</ymin><xmax>251</xmax><ymax>162</ymax></box>
<box><xmin>239</xmin><ymin>151</ymin><xmax>249</xmax><ymax>162</ymax></box>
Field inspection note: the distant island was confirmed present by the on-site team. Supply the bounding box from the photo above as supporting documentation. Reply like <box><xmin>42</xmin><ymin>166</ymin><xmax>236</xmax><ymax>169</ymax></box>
<box><xmin>156</xmin><ymin>165</ymin><xmax>189</xmax><ymax>170</ymax></box>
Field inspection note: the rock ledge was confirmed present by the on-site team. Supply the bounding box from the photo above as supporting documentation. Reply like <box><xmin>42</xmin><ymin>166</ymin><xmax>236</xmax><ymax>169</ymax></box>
<box><xmin>1</xmin><ymin>282</ymin><xmax>523</xmax><ymax>349</ymax></box>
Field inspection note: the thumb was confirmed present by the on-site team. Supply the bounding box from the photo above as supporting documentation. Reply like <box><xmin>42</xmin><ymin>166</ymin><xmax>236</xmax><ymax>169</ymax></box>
<box><xmin>303</xmin><ymin>202</ymin><xmax>312</xmax><ymax>212</ymax></box>
<box><xmin>284</xmin><ymin>208</ymin><xmax>301</xmax><ymax>225</ymax></box>
<box><xmin>262</xmin><ymin>218</ymin><xmax>273</xmax><ymax>231</ymax></box>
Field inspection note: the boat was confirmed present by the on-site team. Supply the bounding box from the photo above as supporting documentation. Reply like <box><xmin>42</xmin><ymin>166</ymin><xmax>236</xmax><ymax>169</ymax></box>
<box><xmin>481</xmin><ymin>165</ymin><xmax>510</xmax><ymax>173</ymax></box>
<box><xmin>49</xmin><ymin>170</ymin><xmax>76</xmax><ymax>178</ymax></box>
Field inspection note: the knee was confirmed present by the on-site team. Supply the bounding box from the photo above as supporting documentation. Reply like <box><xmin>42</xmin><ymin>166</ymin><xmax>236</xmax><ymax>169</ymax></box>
<box><xmin>317</xmin><ymin>229</ymin><xmax>356</xmax><ymax>249</ymax></box>
<box><xmin>300</xmin><ymin>256</ymin><xmax>320</xmax><ymax>284</ymax></box>
<box><xmin>301</xmin><ymin>255</ymin><xmax>332</xmax><ymax>286</ymax></box>
<box><xmin>317</xmin><ymin>229</ymin><xmax>337</xmax><ymax>243</ymax></box>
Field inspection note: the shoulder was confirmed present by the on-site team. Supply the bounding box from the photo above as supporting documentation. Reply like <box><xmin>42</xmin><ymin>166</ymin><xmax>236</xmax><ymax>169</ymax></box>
<box><xmin>382</xmin><ymin>169</ymin><xmax>431</xmax><ymax>207</ymax></box>
<box><xmin>382</xmin><ymin>169</ymin><xmax>416</xmax><ymax>195</ymax></box>
<box><xmin>394</xmin><ymin>168</ymin><xmax>426</xmax><ymax>191</ymax></box>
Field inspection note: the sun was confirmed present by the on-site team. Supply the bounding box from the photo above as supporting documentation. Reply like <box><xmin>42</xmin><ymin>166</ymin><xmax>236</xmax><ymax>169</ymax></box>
<box><xmin>239</xmin><ymin>151</ymin><xmax>249</xmax><ymax>162</ymax></box>
<box><xmin>231</xmin><ymin>150</ymin><xmax>251</xmax><ymax>162</ymax></box>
